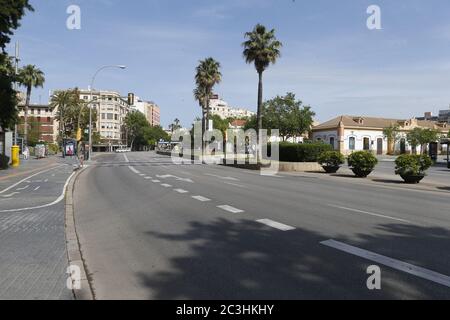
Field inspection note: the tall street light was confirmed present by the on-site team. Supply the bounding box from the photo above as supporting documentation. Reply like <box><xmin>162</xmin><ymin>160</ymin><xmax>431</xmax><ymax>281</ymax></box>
<box><xmin>88</xmin><ymin>65</ymin><xmax>126</xmax><ymax>160</ymax></box>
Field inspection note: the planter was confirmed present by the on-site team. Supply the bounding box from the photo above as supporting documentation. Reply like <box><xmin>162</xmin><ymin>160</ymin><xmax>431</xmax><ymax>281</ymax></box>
<box><xmin>322</xmin><ymin>165</ymin><xmax>340</xmax><ymax>174</ymax></box>
<box><xmin>400</xmin><ymin>174</ymin><xmax>425</xmax><ymax>184</ymax></box>
<box><xmin>351</xmin><ymin>168</ymin><xmax>373</xmax><ymax>178</ymax></box>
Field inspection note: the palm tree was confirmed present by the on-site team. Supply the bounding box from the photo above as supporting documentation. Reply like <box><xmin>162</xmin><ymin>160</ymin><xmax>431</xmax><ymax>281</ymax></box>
<box><xmin>243</xmin><ymin>24</ymin><xmax>282</xmax><ymax>161</ymax></box>
<box><xmin>50</xmin><ymin>90</ymin><xmax>75</xmax><ymax>143</ymax></box>
<box><xmin>193</xmin><ymin>84</ymin><xmax>209</xmax><ymax>136</ymax></box>
<box><xmin>169</xmin><ymin>118</ymin><xmax>182</xmax><ymax>133</ymax></box>
<box><xmin>195</xmin><ymin>58</ymin><xmax>222</xmax><ymax>131</ymax></box>
<box><xmin>18</xmin><ymin>65</ymin><xmax>45</xmax><ymax>144</ymax></box>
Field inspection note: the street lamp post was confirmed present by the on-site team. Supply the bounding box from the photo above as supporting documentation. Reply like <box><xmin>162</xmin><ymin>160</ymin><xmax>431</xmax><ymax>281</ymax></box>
<box><xmin>87</xmin><ymin>65</ymin><xmax>126</xmax><ymax>161</ymax></box>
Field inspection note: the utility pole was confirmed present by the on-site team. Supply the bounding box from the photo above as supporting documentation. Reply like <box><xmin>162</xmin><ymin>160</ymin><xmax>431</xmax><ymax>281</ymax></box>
<box><xmin>14</xmin><ymin>41</ymin><xmax>19</xmax><ymax>146</ymax></box>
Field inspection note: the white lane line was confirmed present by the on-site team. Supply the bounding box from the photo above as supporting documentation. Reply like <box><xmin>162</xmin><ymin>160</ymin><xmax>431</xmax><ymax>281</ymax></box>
<box><xmin>144</xmin><ymin>177</ymin><xmax>152</xmax><ymax>180</ymax></box>
<box><xmin>204</xmin><ymin>173</ymin><xmax>240</xmax><ymax>181</ymax></box>
<box><xmin>34</xmin><ymin>186</ymin><xmax>41</xmax><ymax>191</ymax></box>
<box><xmin>0</xmin><ymin>171</ymin><xmax>76</xmax><ymax>213</ymax></box>
<box><xmin>321</xmin><ymin>239</ymin><xmax>450</xmax><ymax>288</ymax></box>
<box><xmin>152</xmin><ymin>180</ymin><xmax>161</xmax><ymax>183</ymax></box>
<box><xmin>224</xmin><ymin>181</ymin><xmax>248</xmax><ymax>189</ymax></box>
<box><xmin>139</xmin><ymin>173</ymin><xmax>146</xmax><ymax>176</ymax></box>
<box><xmin>174</xmin><ymin>189</ymin><xmax>189</xmax><ymax>194</ymax></box>
<box><xmin>156</xmin><ymin>174</ymin><xmax>173</xmax><ymax>179</ymax></box>
<box><xmin>256</xmin><ymin>219</ymin><xmax>296</xmax><ymax>231</ymax></box>
<box><xmin>123</xmin><ymin>154</ymin><xmax>129</xmax><ymax>163</ymax></box>
<box><xmin>16</xmin><ymin>185</ymin><xmax>29</xmax><ymax>191</ymax></box>
<box><xmin>44</xmin><ymin>179</ymin><xmax>48</xmax><ymax>182</ymax></box>
<box><xmin>161</xmin><ymin>184</ymin><xmax>172</xmax><ymax>188</ymax></box>
<box><xmin>328</xmin><ymin>204</ymin><xmax>412</xmax><ymax>224</ymax></box>
<box><xmin>0</xmin><ymin>165</ymin><xmax>64</xmax><ymax>194</ymax></box>
<box><xmin>217</xmin><ymin>205</ymin><xmax>244</xmax><ymax>213</ymax></box>
<box><xmin>1</xmin><ymin>192</ymin><xmax>20</xmax><ymax>198</ymax></box>
<box><xmin>128</xmin><ymin>166</ymin><xmax>141</xmax><ymax>174</ymax></box>
<box><xmin>191</xmin><ymin>195</ymin><xmax>211</xmax><ymax>202</ymax></box>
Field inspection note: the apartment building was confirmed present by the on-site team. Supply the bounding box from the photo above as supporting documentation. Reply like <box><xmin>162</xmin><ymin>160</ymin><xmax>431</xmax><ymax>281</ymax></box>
<box><xmin>129</xmin><ymin>94</ymin><xmax>161</xmax><ymax>127</ymax></box>
<box><xmin>209</xmin><ymin>94</ymin><xmax>255</xmax><ymax>119</ymax></box>
<box><xmin>17</xmin><ymin>104</ymin><xmax>58</xmax><ymax>143</ymax></box>
<box><xmin>79</xmin><ymin>90</ymin><xmax>131</xmax><ymax>146</ymax></box>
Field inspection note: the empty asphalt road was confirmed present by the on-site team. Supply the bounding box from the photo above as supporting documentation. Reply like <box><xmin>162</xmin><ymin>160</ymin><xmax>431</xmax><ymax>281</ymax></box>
<box><xmin>73</xmin><ymin>152</ymin><xmax>450</xmax><ymax>299</ymax></box>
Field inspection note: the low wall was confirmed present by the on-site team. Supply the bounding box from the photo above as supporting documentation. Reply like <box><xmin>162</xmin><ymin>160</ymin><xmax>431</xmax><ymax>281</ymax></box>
<box><xmin>276</xmin><ymin>161</ymin><xmax>323</xmax><ymax>172</ymax></box>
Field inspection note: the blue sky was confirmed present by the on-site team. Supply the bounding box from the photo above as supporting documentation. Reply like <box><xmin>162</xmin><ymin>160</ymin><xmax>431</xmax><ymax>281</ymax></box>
<box><xmin>6</xmin><ymin>0</ymin><xmax>450</xmax><ymax>128</ymax></box>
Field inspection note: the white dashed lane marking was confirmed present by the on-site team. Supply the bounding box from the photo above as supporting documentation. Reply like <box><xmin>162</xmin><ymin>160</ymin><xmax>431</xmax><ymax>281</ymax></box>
<box><xmin>217</xmin><ymin>205</ymin><xmax>244</xmax><ymax>213</ymax></box>
<box><xmin>34</xmin><ymin>186</ymin><xmax>41</xmax><ymax>191</ymax></box>
<box><xmin>321</xmin><ymin>239</ymin><xmax>450</xmax><ymax>288</ymax></box>
<box><xmin>191</xmin><ymin>196</ymin><xmax>211</xmax><ymax>202</ymax></box>
<box><xmin>16</xmin><ymin>185</ymin><xmax>29</xmax><ymax>191</ymax></box>
<box><xmin>174</xmin><ymin>189</ymin><xmax>189</xmax><ymax>194</ymax></box>
<box><xmin>152</xmin><ymin>180</ymin><xmax>161</xmax><ymax>183</ymax></box>
<box><xmin>161</xmin><ymin>184</ymin><xmax>172</xmax><ymax>188</ymax></box>
<box><xmin>256</xmin><ymin>219</ymin><xmax>296</xmax><ymax>231</ymax></box>
<box><xmin>328</xmin><ymin>204</ymin><xmax>412</xmax><ymax>224</ymax></box>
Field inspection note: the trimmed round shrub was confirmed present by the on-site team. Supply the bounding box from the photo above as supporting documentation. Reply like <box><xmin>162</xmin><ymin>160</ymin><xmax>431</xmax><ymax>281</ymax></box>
<box><xmin>395</xmin><ymin>154</ymin><xmax>432</xmax><ymax>176</ymax></box>
<box><xmin>348</xmin><ymin>151</ymin><xmax>378</xmax><ymax>177</ymax></box>
<box><xmin>318</xmin><ymin>151</ymin><xmax>345</xmax><ymax>167</ymax></box>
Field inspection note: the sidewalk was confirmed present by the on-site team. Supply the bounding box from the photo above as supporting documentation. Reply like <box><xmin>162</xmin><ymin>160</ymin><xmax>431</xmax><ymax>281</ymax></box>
<box><xmin>0</xmin><ymin>155</ymin><xmax>80</xmax><ymax>189</ymax></box>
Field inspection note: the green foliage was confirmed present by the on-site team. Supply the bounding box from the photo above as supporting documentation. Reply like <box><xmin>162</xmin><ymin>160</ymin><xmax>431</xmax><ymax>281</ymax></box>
<box><xmin>211</xmin><ymin>114</ymin><xmax>230</xmax><ymax>134</ymax></box>
<box><xmin>169</xmin><ymin>118</ymin><xmax>182</xmax><ymax>133</ymax></box>
<box><xmin>348</xmin><ymin>151</ymin><xmax>378</xmax><ymax>171</ymax></box>
<box><xmin>47</xmin><ymin>143</ymin><xmax>60</xmax><ymax>155</ymax></box>
<box><xmin>125</xmin><ymin>112</ymin><xmax>168</xmax><ymax>150</ymax></box>
<box><xmin>0</xmin><ymin>55</ymin><xmax>18</xmax><ymax>130</ymax></box>
<box><xmin>277</xmin><ymin>142</ymin><xmax>333</xmax><ymax>162</ymax></box>
<box><xmin>0</xmin><ymin>154</ymin><xmax>10</xmax><ymax>169</ymax></box>
<box><xmin>395</xmin><ymin>154</ymin><xmax>432</xmax><ymax>176</ymax></box>
<box><xmin>51</xmin><ymin>89</ymin><xmax>96</xmax><ymax>139</ymax></box>
<box><xmin>0</xmin><ymin>0</ymin><xmax>33</xmax><ymax>50</ymax></box>
<box><xmin>317</xmin><ymin>151</ymin><xmax>345</xmax><ymax>167</ymax></box>
<box><xmin>407</xmin><ymin>128</ymin><xmax>440</xmax><ymax>154</ymax></box>
<box><xmin>244</xmin><ymin>92</ymin><xmax>315</xmax><ymax>139</ymax></box>
<box><xmin>383</xmin><ymin>125</ymin><xmax>400</xmax><ymax>141</ymax></box>
<box><xmin>242</xmin><ymin>24</ymin><xmax>282</xmax><ymax>74</ymax></box>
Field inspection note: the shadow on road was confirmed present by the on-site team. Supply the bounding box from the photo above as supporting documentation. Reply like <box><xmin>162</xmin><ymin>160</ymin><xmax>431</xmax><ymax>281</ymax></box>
<box><xmin>137</xmin><ymin>218</ymin><xmax>450</xmax><ymax>299</ymax></box>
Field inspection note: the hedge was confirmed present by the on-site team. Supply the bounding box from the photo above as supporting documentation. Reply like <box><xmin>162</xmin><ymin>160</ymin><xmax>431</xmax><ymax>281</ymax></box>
<box><xmin>0</xmin><ymin>154</ymin><xmax>10</xmax><ymax>170</ymax></box>
<box><xmin>267</xmin><ymin>142</ymin><xmax>333</xmax><ymax>162</ymax></box>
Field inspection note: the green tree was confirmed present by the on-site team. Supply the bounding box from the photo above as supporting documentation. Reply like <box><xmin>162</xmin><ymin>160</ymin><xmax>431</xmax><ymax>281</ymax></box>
<box><xmin>0</xmin><ymin>55</ymin><xmax>17</xmax><ymax>130</ymax></box>
<box><xmin>407</xmin><ymin>128</ymin><xmax>440</xmax><ymax>155</ymax></box>
<box><xmin>383</xmin><ymin>125</ymin><xmax>400</xmax><ymax>155</ymax></box>
<box><xmin>0</xmin><ymin>1</ymin><xmax>33</xmax><ymax>50</ymax></box>
<box><xmin>18</xmin><ymin>64</ymin><xmax>45</xmax><ymax>144</ymax></box>
<box><xmin>244</xmin><ymin>93</ymin><xmax>314</xmax><ymax>141</ymax></box>
<box><xmin>406</xmin><ymin>128</ymin><xmax>421</xmax><ymax>155</ymax></box>
<box><xmin>243</xmin><ymin>24</ymin><xmax>282</xmax><ymax>161</ymax></box>
<box><xmin>0</xmin><ymin>0</ymin><xmax>33</xmax><ymax>135</ymax></box>
<box><xmin>194</xmin><ymin>58</ymin><xmax>222</xmax><ymax>130</ymax></box>
<box><xmin>193</xmin><ymin>84</ymin><xmax>209</xmax><ymax>136</ymax></box>
<box><xmin>124</xmin><ymin>112</ymin><xmax>150</xmax><ymax>150</ymax></box>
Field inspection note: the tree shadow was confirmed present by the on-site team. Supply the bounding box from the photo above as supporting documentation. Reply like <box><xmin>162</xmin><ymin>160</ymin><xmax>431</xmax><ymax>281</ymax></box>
<box><xmin>136</xmin><ymin>218</ymin><xmax>450</xmax><ymax>300</ymax></box>
<box><xmin>437</xmin><ymin>187</ymin><xmax>450</xmax><ymax>192</ymax></box>
<box><xmin>372</xmin><ymin>179</ymin><xmax>405</xmax><ymax>185</ymax></box>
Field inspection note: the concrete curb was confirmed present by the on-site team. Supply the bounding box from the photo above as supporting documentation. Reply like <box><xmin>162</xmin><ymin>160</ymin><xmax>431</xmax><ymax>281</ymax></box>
<box><xmin>65</xmin><ymin>165</ymin><xmax>95</xmax><ymax>300</ymax></box>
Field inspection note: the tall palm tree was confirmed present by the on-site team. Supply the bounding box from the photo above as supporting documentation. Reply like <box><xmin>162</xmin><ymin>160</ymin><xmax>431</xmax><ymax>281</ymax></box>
<box><xmin>193</xmin><ymin>84</ymin><xmax>209</xmax><ymax>135</ymax></box>
<box><xmin>18</xmin><ymin>65</ymin><xmax>45</xmax><ymax>144</ymax></box>
<box><xmin>243</xmin><ymin>24</ymin><xmax>282</xmax><ymax>161</ymax></box>
<box><xmin>195</xmin><ymin>58</ymin><xmax>222</xmax><ymax>131</ymax></box>
<box><xmin>50</xmin><ymin>90</ymin><xmax>75</xmax><ymax>143</ymax></box>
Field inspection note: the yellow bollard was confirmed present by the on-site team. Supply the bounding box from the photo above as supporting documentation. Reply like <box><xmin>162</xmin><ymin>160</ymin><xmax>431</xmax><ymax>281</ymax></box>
<box><xmin>11</xmin><ymin>145</ymin><xmax>20</xmax><ymax>167</ymax></box>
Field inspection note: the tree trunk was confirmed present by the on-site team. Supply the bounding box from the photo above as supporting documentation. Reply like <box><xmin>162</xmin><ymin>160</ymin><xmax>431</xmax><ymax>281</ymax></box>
<box><xmin>257</xmin><ymin>71</ymin><xmax>263</xmax><ymax>164</ymax></box>
<box><xmin>24</xmin><ymin>86</ymin><xmax>31</xmax><ymax>145</ymax></box>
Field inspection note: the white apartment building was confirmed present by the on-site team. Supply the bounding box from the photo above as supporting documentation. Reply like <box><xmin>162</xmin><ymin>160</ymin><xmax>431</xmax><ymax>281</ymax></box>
<box><xmin>79</xmin><ymin>90</ymin><xmax>131</xmax><ymax>146</ymax></box>
<box><xmin>209</xmin><ymin>94</ymin><xmax>255</xmax><ymax>119</ymax></box>
<box><xmin>129</xmin><ymin>95</ymin><xmax>161</xmax><ymax>127</ymax></box>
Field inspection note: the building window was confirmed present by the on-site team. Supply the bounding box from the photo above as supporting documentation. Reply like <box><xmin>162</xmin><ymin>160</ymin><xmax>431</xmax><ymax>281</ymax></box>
<box><xmin>363</xmin><ymin>137</ymin><xmax>370</xmax><ymax>151</ymax></box>
<box><xmin>349</xmin><ymin>137</ymin><xmax>356</xmax><ymax>150</ymax></box>
<box><xmin>329</xmin><ymin>137</ymin><xmax>335</xmax><ymax>149</ymax></box>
